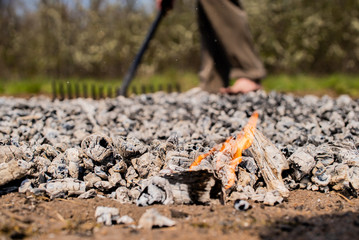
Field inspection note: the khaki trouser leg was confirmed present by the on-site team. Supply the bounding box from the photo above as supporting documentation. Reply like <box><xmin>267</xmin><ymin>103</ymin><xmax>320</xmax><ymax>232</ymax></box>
<box><xmin>197</xmin><ymin>0</ymin><xmax>266</xmax><ymax>93</ymax></box>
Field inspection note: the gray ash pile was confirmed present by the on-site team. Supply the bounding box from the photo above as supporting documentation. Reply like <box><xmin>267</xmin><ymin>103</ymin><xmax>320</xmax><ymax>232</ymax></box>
<box><xmin>0</xmin><ymin>89</ymin><xmax>358</xmax><ymax>206</ymax></box>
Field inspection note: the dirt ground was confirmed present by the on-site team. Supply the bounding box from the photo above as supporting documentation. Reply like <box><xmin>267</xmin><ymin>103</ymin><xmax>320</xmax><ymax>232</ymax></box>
<box><xmin>1</xmin><ymin>189</ymin><xmax>359</xmax><ymax>240</ymax></box>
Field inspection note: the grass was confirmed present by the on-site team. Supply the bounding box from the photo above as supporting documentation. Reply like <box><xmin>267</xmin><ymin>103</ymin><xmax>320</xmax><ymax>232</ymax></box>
<box><xmin>262</xmin><ymin>74</ymin><xmax>359</xmax><ymax>98</ymax></box>
<box><xmin>1</xmin><ymin>72</ymin><xmax>359</xmax><ymax>98</ymax></box>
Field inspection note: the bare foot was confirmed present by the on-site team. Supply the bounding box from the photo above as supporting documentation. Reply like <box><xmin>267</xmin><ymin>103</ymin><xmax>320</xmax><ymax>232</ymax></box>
<box><xmin>220</xmin><ymin>78</ymin><xmax>261</xmax><ymax>94</ymax></box>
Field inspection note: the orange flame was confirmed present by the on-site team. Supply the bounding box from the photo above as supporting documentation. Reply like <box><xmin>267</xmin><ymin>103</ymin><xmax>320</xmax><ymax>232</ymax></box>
<box><xmin>190</xmin><ymin>111</ymin><xmax>258</xmax><ymax>189</ymax></box>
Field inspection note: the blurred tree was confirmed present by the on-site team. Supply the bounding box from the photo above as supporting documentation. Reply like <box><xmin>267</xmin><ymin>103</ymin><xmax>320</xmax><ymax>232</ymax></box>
<box><xmin>0</xmin><ymin>0</ymin><xmax>358</xmax><ymax>79</ymax></box>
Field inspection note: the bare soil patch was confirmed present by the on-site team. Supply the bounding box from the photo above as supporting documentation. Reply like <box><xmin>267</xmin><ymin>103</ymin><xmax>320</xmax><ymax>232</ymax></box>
<box><xmin>1</xmin><ymin>189</ymin><xmax>359</xmax><ymax>240</ymax></box>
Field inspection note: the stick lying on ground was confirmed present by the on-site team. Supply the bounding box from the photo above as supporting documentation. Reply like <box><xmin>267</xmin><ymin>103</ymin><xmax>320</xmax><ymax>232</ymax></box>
<box><xmin>249</xmin><ymin>130</ymin><xmax>290</xmax><ymax>197</ymax></box>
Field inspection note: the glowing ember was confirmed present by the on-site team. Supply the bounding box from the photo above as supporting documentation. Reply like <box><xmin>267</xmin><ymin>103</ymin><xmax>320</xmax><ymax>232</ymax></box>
<box><xmin>190</xmin><ymin>111</ymin><xmax>259</xmax><ymax>189</ymax></box>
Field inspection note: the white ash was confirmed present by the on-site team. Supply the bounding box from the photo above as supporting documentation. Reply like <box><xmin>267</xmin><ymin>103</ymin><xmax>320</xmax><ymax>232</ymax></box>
<box><xmin>0</xmin><ymin>91</ymin><xmax>358</xmax><ymax>203</ymax></box>
<box><xmin>18</xmin><ymin>179</ymin><xmax>33</xmax><ymax>193</ymax></box>
<box><xmin>117</xmin><ymin>215</ymin><xmax>134</xmax><ymax>225</ymax></box>
<box><xmin>95</xmin><ymin>205</ymin><xmax>134</xmax><ymax>226</ymax></box>
<box><xmin>95</xmin><ymin>206</ymin><xmax>120</xmax><ymax>226</ymax></box>
<box><xmin>138</xmin><ymin>208</ymin><xmax>176</xmax><ymax>229</ymax></box>
<box><xmin>78</xmin><ymin>189</ymin><xmax>97</xmax><ymax>199</ymax></box>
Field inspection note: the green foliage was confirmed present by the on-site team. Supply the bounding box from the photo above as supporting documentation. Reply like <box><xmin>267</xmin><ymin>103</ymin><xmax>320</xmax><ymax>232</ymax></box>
<box><xmin>262</xmin><ymin>74</ymin><xmax>359</xmax><ymax>97</ymax></box>
<box><xmin>0</xmin><ymin>0</ymin><xmax>199</xmax><ymax>79</ymax></box>
<box><xmin>0</xmin><ymin>78</ymin><xmax>44</xmax><ymax>95</ymax></box>
<box><xmin>243</xmin><ymin>0</ymin><xmax>359</xmax><ymax>73</ymax></box>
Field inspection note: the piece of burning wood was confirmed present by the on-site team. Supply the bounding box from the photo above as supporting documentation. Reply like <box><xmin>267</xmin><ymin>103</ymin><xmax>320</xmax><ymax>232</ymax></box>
<box><xmin>136</xmin><ymin>170</ymin><xmax>222</xmax><ymax>206</ymax></box>
<box><xmin>249</xmin><ymin>130</ymin><xmax>290</xmax><ymax>197</ymax></box>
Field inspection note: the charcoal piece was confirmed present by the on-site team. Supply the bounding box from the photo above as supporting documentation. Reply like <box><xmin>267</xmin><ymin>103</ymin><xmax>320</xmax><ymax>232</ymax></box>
<box><xmin>77</xmin><ymin>98</ymin><xmax>99</xmax><ymax>129</ymax></box>
<box><xmin>314</xmin><ymin>144</ymin><xmax>335</xmax><ymax>166</ymax></box>
<box><xmin>54</xmin><ymin>142</ymin><xmax>69</xmax><ymax>153</ymax></box>
<box><xmin>125</xmin><ymin>166</ymin><xmax>138</xmax><ymax>186</ymax></box>
<box><xmin>288</xmin><ymin>147</ymin><xmax>316</xmax><ymax>181</ymax></box>
<box><xmin>0</xmin><ymin>145</ymin><xmax>32</xmax><ymax>163</ymax></box>
<box><xmin>94</xmin><ymin>181</ymin><xmax>112</xmax><ymax>191</ymax></box>
<box><xmin>165</xmin><ymin>151</ymin><xmax>192</xmax><ymax>171</ymax></box>
<box><xmin>45</xmin><ymin>178</ymin><xmax>86</xmax><ymax>198</ymax></box>
<box><xmin>137</xmin><ymin>170</ymin><xmax>221</xmax><ymax>206</ymax></box>
<box><xmin>114</xmin><ymin>137</ymin><xmax>147</xmax><ymax>160</ymax></box>
<box><xmin>116</xmin><ymin>115</ymin><xmax>136</xmax><ymax>130</ymax></box>
<box><xmin>130</xmin><ymin>187</ymin><xmax>141</xmax><ymax>201</ymax></box>
<box><xmin>108</xmin><ymin>171</ymin><xmax>122</xmax><ymax>187</ymax></box>
<box><xmin>299</xmin><ymin>177</ymin><xmax>310</xmax><ymax>189</ymax></box>
<box><xmin>73</xmin><ymin>129</ymin><xmax>88</xmax><ymax>143</ymax></box>
<box><xmin>249</xmin><ymin>130</ymin><xmax>290</xmax><ymax>197</ymax></box>
<box><xmin>94</xmin><ymin>166</ymin><xmax>108</xmax><ymax>180</ymax></box>
<box><xmin>236</xmin><ymin>168</ymin><xmax>257</xmax><ymax>188</ymax></box>
<box><xmin>110</xmin><ymin>160</ymin><xmax>127</xmax><ymax>174</ymax></box>
<box><xmin>64</xmin><ymin>148</ymin><xmax>81</xmax><ymax>179</ymax></box>
<box><xmin>166</xmin><ymin>133</ymin><xmax>179</xmax><ymax>147</ymax></box>
<box><xmin>138</xmin><ymin>208</ymin><xmax>176</xmax><ymax>230</ymax></box>
<box><xmin>319</xmin><ymin>121</ymin><xmax>331</xmax><ymax>136</ymax></box>
<box><xmin>326</xmin><ymin>163</ymin><xmax>349</xmax><ymax>190</ymax></box>
<box><xmin>337</xmin><ymin>148</ymin><xmax>359</xmax><ymax>166</ymax></box>
<box><xmin>263</xmin><ymin>190</ymin><xmax>283</xmax><ymax>206</ymax></box>
<box><xmin>29</xmin><ymin>159</ymin><xmax>49</xmax><ymax>183</ymax></box>
<box><xmin>137</xmin><ymin>176</ymin><xmax>172</xmax><ymax>206</ymax></box>
<box><xmin>329</xmin><ymin>112</ymin><xmax>345</xmax><ymax>134</ymax></box>
<box><xmin>84</xmin><ymin>172</ymin><xmax>101</xmax><ymax>188</ymax></box>
<box><xmin>172</xmin><ymin>121</ymin><xmax>196</xmax><ymax>138</ymax></box>
<box><xmin>47</xmin><ymin>154</ymin><xmax>69</xmax><ymax>179</ymax></box>
<box><xmin>34</xmin><ymin>144</ymin><xmax>59</xmax><ymax>160</ymax></box>
<box><xmin>115</xmin><ymin>187</ymin><xmax>131</xmax><ymax>203</ymax></box>
<box><xmin>285</xmin><ymin>178</ymin><xmax>299</xmax><ymax>190</ymax></box>
<box><xmin>229</xmin><ymin>191</ymin><xmax>249</xmax><ymax>201</ymax></box>
<box><xmin>151</xmin><ymin>141</ymin><xmax>174</xmax><ymax>163</ymax></box>
<box><xmin>37</xmin><ymin>171</ymin><xmax>50</xmax><ymax>184</ymax></box>
<box><xmin>95</xmin><ymin>206</ymin><xmax>120</xmax><ymax>226</ymax></box>
<box><xmin>240</xmin><ymin>157</ymin><xmax>258</xmax><ymax>174</ymax></box>
<box><xmin>81</xmin><ymin>134</ymin><xmax>113</xmax><ymax>163</ymax></box>
<box><xmin>348</xmin><ymin>167</ymin><xmax>359</xmax><ymax>192</ymax></box>
<box><xmin>0</xmin><ymin>159</ymin><xmax>33</xmax><ymax>186</ymax></box>
<box><xmin>117</xmin><ymin>215</ymin><xmax>134</xmax><ymax>225</ymax></box>
<box><xmin>78</xmin><ymin>189</ymin><xmax>97</xmax><ymax>199</ymax></box>
<box><xmin>311</xmin><ymin>162</ymin><xmax>330</xmax><ymax>186</ymax></box>
<box><xmin>347</xmin><ymin>121</ymin><xmax>359</xmax><ymax>135</ymax></box>
<box><xmin>18</xmin><ymin>179</ymin><xmax>33</xmax><ymax>193</ymax></box>
<box><xmin>336</xmin><ymin>94</ymin><xmax>353</xmax><ymax>107</ymax></box>
<box><xmin>250</xmin><ymin>192</ymin><xmax>265</xmax><ymax>202</ymax></box>
<box><xmin>43</xmin><ymin>128</ymin><xmax>60</xmax><ymax>145</ymax></box>
<box><xmin>137</xmin><ymin>183</ymin><xmax>167</xmax><ymax>206</ymax></box>
<box><xmin>132</xmin><ymin>152</ymin><xmax>162</xmax><ymax>178</ymax></box>
<box><xmin>83</xmin><ymin>158</ymin><xmax>94</xmax><ymax>171</ymax></box>
<box><xmin>318</xmin><ymin>98</ymin><xmax>334</xmax><ymax>115</ymax></box>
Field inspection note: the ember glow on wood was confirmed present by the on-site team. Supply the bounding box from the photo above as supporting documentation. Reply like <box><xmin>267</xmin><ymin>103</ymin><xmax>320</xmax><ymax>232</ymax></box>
<box><xmin>190</xmin><ymin>111</ymin><xmax>259</xmax><ymax>189</ymax></box>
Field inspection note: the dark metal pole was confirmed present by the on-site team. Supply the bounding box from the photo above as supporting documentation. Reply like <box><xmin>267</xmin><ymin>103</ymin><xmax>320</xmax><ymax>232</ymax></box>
<box><xmin>119</xmin><ymin>9</ymin><xmax>166</xmax><ymax>97</ymax></box>
<box><xmin>51</xmin><ymin>79</ymin><xmax>56</xmax><ymax>101</ymax></box>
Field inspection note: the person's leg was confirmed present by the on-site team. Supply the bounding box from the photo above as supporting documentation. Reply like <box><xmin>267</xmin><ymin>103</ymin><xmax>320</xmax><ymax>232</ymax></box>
<box><xmin>197</xmin><ymin>0</ymin><xmax>230</xmax><ymax>93</ymax></box>
<box><xmin>198</xmin><ymin>0</ymin><xmax>266</xmax><ymax>93</ymax></box>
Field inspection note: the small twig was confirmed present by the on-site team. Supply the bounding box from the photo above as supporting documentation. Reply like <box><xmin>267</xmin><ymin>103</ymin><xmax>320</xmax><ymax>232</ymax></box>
<box><xmin>55</xmin><ymin>211</ymin><xmax>66</xmax><ymax>222</ymax></box>
<box><xmin>333</xmin><ymin>192</ymin><xmax>353</xmax><ymax>205</ymax></box>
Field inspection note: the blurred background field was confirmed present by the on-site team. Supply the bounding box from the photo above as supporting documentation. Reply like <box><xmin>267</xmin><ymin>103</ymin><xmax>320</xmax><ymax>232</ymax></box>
<box><xmin>0</xmin><ymin>0</ymin><xmax>359</xmax><ymax>98</ymax></box>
